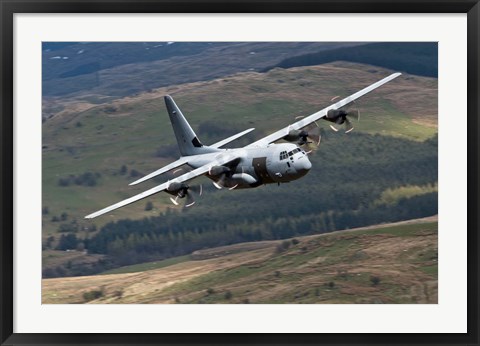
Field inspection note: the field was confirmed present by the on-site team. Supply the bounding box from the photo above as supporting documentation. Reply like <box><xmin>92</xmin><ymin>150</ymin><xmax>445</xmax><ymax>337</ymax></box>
<box><xmin>42</xmin><ymin>216</ymin><xmax>437</xmax><ymax>304</ymax></box>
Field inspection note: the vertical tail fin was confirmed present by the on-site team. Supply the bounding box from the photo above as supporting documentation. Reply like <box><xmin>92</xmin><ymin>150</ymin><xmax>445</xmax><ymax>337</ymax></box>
<box><xmin>164</xmin><ymin>95</ymin><xmax>213</xmax><ymax>156</ymax></box>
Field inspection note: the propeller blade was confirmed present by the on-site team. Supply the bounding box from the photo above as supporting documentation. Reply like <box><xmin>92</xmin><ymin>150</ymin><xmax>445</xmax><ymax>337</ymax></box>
<box><xmin>212</xmin><ymin>181</ymin><xmax>223</xmax><ymax>189</ymax></box>
<box><xmin>172</xmin><ymin>168</ymin><xmax>183</xmax><ymax>175</ymax></box>
<box><xmin>169</xmin><ymin>196</ymin><xmax>180</xmax><ymax>206</ymax></box>
<box><xmin>348</xmin><ymin>109</ymin><xmax>360</xmax><ymax>121</ymax></box>
<box><xmin>345</xmin><ymin>118</ymin><xmax>354</xmax><ymax>133</ymax></box>
<box><xmin>190</xmin><ymin>184</ymin><xmax>203</xmax><ymax>196</ymax></box>
<box><xmin>184</xmin><ymin>192</ymin><xmax>196</xmax><ymax>208</ymax></box>
<box><xmin>213</xmin><ymin>174</ymin><xmax>227</xmax><ymax>189</ymax></box>
<box><xmin>330</xmin><ymin>124</ymin><xmax>339</xmax><ymax>132</ymax></box>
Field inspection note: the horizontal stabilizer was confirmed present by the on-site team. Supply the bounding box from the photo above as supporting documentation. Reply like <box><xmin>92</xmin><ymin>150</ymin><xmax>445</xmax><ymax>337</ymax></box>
<box><xmin>210</xmin><ymin>128</ymin><xmax>255</xmax><ymax>148</ymax></box>
<box><xmin>129</xmin><ymin>157</ymin><xmax>188</xmax><ymax>186</ymax></box>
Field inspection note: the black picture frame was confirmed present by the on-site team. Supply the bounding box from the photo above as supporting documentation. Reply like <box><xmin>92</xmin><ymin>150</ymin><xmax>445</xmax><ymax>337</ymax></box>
<box><xmin>1</xmin><ymin>1</ymin><xmax>478</xmax><ymax>345</ymax></box>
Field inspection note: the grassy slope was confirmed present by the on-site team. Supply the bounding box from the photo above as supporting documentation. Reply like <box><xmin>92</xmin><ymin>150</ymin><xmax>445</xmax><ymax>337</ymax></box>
<box><xmin>42</xmin><ymin>62</ymin><xmax>437</xmax><ymax>238</ymax></box>
<box><xmin>42</xmin><ymin>217</ymin><xmax>438</xmax><ymax>304</ymax></box>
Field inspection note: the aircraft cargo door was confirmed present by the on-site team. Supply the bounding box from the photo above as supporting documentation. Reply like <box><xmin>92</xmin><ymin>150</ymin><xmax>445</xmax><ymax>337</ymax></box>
<box><xmin>252</xmin><ymin>157</ymin><xmax>274</xmax><ymax>184</ymax></box>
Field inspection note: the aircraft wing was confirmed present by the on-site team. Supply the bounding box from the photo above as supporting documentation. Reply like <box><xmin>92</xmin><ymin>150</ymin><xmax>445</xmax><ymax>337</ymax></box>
<box><xmin>246</xmin><ymin>72</ymin><xmax>402</xmax><ymax>148</ymax></box>
<box><xmin>85</xmin><ymin>153</ymin><xmax>240</xmax><ymax>219</ymax></box>
<box><xmin>210</xmin><ymin>128</ymin><xmax>255</xmax><ymax>148</ymax></box>
<box><xmin>129</xmin><ymin>157</ymin><xmax>189</xmax><ymax>186</ymax></box>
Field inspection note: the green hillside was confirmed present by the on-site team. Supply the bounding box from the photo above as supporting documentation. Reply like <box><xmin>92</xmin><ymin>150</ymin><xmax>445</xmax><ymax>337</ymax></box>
<box><xmin>42</xmin><ymin>62</ymin><xmax>437</xmax><ymax>277</ymax></box>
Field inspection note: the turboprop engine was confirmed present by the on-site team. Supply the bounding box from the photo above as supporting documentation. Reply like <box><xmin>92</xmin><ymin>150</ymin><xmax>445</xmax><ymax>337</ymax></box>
<box><xmin>208</xmin><ymin>165</ymin><xmax>257</xmax><ymax>189</ymax></box>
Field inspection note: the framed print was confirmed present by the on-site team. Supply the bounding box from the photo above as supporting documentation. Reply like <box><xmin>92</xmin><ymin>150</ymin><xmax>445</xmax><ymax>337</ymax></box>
<box><xmin>1</xmin><ymin>0</ymin><xmax>479</xmax><ymax>345</ymax></box>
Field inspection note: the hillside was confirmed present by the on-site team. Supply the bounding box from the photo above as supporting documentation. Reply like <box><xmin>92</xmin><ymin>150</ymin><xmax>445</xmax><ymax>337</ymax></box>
<box><xmin>42</xmin><ymin>61</ymin><xmax>437</xmax><ymax>277</ymax></box>
<box><xmin>42</xmin><ymin>42</ymin><xmax>361</xmax><ymax>103</ymax></box>
<box><xmin>42</xmin><ymin>217</ymin><xmax>438</xmax><ymax>304</ymax></box>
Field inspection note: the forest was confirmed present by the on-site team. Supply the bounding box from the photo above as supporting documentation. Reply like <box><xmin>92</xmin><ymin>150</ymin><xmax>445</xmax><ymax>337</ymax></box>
<box><xmin>43</xmin><ymin>132</ymin><xmax>437</xmax><ymax>277</ymax></box>
<box><xmin>264</xmin><ymin>42</ymin><xmax>438</xmax><ymax>78</ymax></box>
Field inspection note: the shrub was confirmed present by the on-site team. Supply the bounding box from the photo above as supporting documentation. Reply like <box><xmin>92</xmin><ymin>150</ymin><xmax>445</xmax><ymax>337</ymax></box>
<box><xmin>275</xmin><ymin>240</ymin><xmax>291</xmax><ymax>253</ymax></box>
<box><xmin>76</xmin><ymin>242</ymin><xmax>85</xmax><ymax>252</ymax></box>
<box><xmin>113</xmin><ymin>290</ymin><xmax>124</xmax><ymax>299</ymax></box>
<box><xmin>58</xmin><ymin>221</ymin><xmax>79</xmax><ymax>233</ymax></box>
<box><xmin>55</xmin><ymin>233</ymin><xmax>78</xmax><ymax>250</ymax></box>
<box><xmin>58</xmin><ymin>178</ymin><xmax>71</xmax><ymax>187</ymax></box>
<box><xmin>45</xmin><ymin>236</ymin><xmax>55</xmax><ymax>249</ymax></box>
<box><xmin>370</xmin><ymin>276</ymin><xmax>381</xmax><ymax>286</ymax></box>
<box><xmin>224</xmin><ymin>291</ymin><xmax>233</xmax><ymax>300</ymax></box>
<box><xmin>145</xmin><ymin>201</ymin><xmax>153</xmax><ymax>211</ymax></box>
<box><xmin>129</xmin><ymin>169</ymin><xmax>142</xmax><ymax>178</ymax></box>
<box><xmin>58</xmin><ymin>172</ymin><xmax>101</xmax><ymax>187</ymax></box>
<box><xmin>83</xmin><ymin>288</ymin><xmax>104</xmax><ymax>302</ymax></box>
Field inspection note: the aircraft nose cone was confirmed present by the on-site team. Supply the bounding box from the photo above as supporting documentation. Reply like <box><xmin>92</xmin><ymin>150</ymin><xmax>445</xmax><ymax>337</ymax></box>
<box><xmin>296</xmin><ymin>156</ymin><xmax>312</xmax><ymax>174</ymax></box>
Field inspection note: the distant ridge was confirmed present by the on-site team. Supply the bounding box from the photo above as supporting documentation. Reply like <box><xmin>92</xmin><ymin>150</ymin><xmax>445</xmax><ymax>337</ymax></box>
<box><xmin>262</xmin><ymin>42</ymin><xmax>438</xmax><ymax>78</ymax></box>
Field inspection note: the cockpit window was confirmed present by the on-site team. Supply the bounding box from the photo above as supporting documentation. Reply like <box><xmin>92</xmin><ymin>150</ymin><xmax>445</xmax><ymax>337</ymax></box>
<box><xmin>288</xmin><ymin>148</ymin><xmax>301</xmax><ymax>157</ymax></box>
<box><xmin>281</xmin><ymin>148</ymin><xmax>303</xmax><ymax>160</ymax></box>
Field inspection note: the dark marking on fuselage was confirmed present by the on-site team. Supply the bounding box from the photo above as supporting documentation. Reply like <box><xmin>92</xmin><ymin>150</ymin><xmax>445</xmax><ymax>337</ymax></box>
<box><xmin>252</xmin><ymin>157</ymin><xmax>274</xmax><ymax>184</ymax></box>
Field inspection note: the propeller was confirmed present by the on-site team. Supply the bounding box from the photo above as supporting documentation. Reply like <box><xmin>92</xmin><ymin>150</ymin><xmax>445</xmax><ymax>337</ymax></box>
<box><xmin>325</xmin><ymin>98</ymin><xmax>360</xmax><ymax>133</ymax></box>
<box><xmin>167</xmin><ymin>181</ymin><xmax>203</xmax><ymax>208</ymax></box>
<box><xmin>166</xmin><ymin>168</ymin><xmax>202</xmax><ymax>208</ymax></box>
<box><xmin>209</xmin><ymin>165</ymin><xmax>231</xmax><ymax>189</ymax></box>
<box><xmin>284</xmin><ymin>118</ymin><xmax>322</xmax><ymax>152</ymax></box>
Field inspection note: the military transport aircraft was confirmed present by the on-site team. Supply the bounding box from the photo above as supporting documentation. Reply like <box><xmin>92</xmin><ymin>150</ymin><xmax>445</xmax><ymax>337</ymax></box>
<box><xmin>85</xmin><ymin>72</ymin><xmax>401</xmax><ymax>219</ymax></box>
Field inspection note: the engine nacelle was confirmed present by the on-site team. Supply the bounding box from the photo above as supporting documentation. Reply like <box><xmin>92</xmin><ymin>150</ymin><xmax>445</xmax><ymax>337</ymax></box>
<box><xmin>166</xmin><ymin>182</ymin><xmax>189</xmax><ymax>197</ymax></box>
<box><xmin>283</xmin><ymin>129</ymin><xmax>309</xmax><ymax>143</ymax></box>
<box><xmin>208</xmin><ymin>165</ymin><xmax>230</xmax><ymax>176</ymax></box>
<box><xmin>326</xmin><ymin>109</ymin><xmax>347</xmax><ymax>121</ymax></box>
<box><xmin>230</xmin><ymin>173</ymin><xmax>257</xmax><ymax>185</ymax></box>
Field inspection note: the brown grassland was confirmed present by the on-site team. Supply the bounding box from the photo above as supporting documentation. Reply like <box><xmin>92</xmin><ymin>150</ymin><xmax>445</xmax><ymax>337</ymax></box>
<box><xmin>42</xmin><ymin>216</ymin><xmax>437</xmax><ymax>304</ymax></box>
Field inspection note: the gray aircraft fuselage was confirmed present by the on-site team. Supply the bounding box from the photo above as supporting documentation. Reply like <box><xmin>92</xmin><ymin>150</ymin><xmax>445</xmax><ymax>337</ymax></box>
<box><xmin>186</xmin><ymin>142</ymin><xmax>312</xmax><ymax>189</ymax></box>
